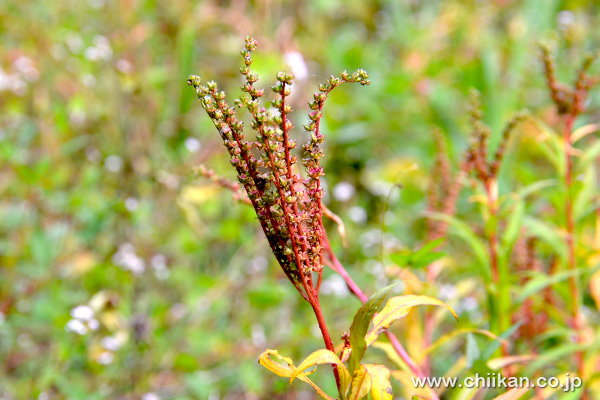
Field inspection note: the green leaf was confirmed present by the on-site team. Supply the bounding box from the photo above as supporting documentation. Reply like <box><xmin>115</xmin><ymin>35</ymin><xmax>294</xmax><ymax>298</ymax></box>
<box><xmin>515</xmin><ymin>179</ymin><xmax>557</xmax><ymax>199</ymax></box>
<box><xmin>390</xmin><ymin>238</ymin><xmax>445</xmax><ymax>269</ymax></box>
<box><xmin>576</xmin><ymin>139</ymin><xmax>600</xmax><ymax>174</ymax></box>
<box><xmin>348</xmin><ymin>283</ymin><xmax>399</xmax><ymax>373</ymax></box>
<box><xmin>515</xmin><ymin>265</ymin><xmax>600</xmax><ymax>304</ymax></box>
<box><xmin>422</xmin><ymin>328</ymin><xmax>504</xmax><ymax>357</ymax></box>
<box><xmin>465</xmin><ymin>333</ymin><xmax>480</xmax><ymax>369</ymax></box>
<box><xmin>412</xmin><ymin>237</ymin><xmax>445</xmax><ymax>259</ymax></box>
<box><xmin>411</xmin><ymin>252</ymin><xmax>445</xmax><ymax>269</ymax></box>
<box><xmin>426</xmin><ymin>212</ymin><xmax>491</xmax><ymax>281</ymax></box>
<box><xmin>522</xmin><ymin>216</ymin><xmax>568</xmax><ymax>265</ymax></box>
<box><xmin>524</xmin><ymin>339</ymin><xmax>600</xmax><ymax>376</ymax></box>
<box><xmin>365</xmin><ymin>295</ymin><xmax>457</xmax><ymax>346</ymax></box>
<box><xmin>389</xmin><ymin>251</ymin><xmax>411</xmax><ymax>267</ymax></box>
<box><xmin>500</xmin><ymin>199</ymin><xmax>524</xmax><ymax>249</ymax></box>
<box><xmin>481</xmin><ymin>322</ymin><xmax>522</xmax><ymax>361</ymax></box>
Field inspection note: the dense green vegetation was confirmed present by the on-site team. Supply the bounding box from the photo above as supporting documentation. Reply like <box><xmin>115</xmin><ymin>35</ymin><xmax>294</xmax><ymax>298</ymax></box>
<box><xmin>2</xmin><ymin>1</ymin><xmax>600</xmax><ymax>399</ymax></box>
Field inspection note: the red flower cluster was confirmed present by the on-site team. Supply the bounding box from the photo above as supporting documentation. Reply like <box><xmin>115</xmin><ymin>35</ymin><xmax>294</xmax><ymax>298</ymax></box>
<box><xmin>187</xmin><ymin>36</ymin><xmax>369</xmax><ymax>302</ymax></box>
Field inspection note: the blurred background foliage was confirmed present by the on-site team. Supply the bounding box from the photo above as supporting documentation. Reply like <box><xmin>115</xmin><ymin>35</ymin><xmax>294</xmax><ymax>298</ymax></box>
<box><xmin>1</xmin><ymin>0</ymin><xmax>600</xmax><ymax>399</ymax></box>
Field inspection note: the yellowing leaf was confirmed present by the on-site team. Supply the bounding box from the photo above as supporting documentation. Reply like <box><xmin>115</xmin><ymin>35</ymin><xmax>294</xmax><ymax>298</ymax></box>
<box><xmin>487</xmin><ymin>354</ymin><xmax>536</xmax><ymax>370</ymax></box>
<box><xmin>490</xmin><ymin>387</ymin><xmax>529</xmax><ymax>400</ymax></box>
<box><xmin>290</xmin><ymin>349</ymin><xmax>350</xmax><ymax>387</ymax></box>
<box><xmin>364</xmin><ymin>364</ymin><xmax>393</xmax><ymax>400</ymax></box>
<box><xmin>258</xmin><ymin>349</ymin><xmax>304</xmax><ymax>378</ymax></box>
<box><xmin>348</xmin><ymin>365</ymin><xmax>371</xmax><ymax>400</ymax></box>
<box><xmin>366</xmin><ymin>295</ymin><xmax>458</xmax><ymax>346</ymax></box>
<box><xmin>258</xmin><ymin>349</ymin><xmax>335</xmax><ymax>400</ymax></box>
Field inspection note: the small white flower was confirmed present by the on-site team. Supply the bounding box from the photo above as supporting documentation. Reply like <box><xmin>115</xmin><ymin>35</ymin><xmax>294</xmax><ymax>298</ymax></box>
<box><xmin>88</xmin><ymin>0</ymin><xmax>105</xmax><ymax>8</ymax></box>
<box><xmin>142</xmin><ymin>393</ymin><xmax>160</xmax><ymax>400</ymax></box>
<box><xmin>557</xmin><ymin>10</ymin><xmax>575</xmax><ymax>28</ymax></box>
<box><xmin>13</xmin><ymin>56</ymin><xmax>39</xmax><ymax>82</ymax></box>
<box><xmin>169</xmin><ymin>303</ymin><xmax>186</xmax><ymax>320</ymax></box>
<box><xmin>125</xmin><ymin>197</ymin><xmax>139</xmax><ymax>211</ymax></box>
<box><xmin>245</xmin><ymin>256</ymin><xmax>267</xmax><ymax>274</ymax></box>
<box><xmin>438</xmin><ymin>284</ymin><xmax>458</xmax><ymax>301</ymax></box>
<box><xmin>66</xmin><ymin>34</ymin><xmax>84</xmax><ymax>54</ymax></box>
<box><xmin>151</xmin><ymin>254</ymin><xmax>167</xmax><ymax>270</ymax></box>
<box><xmin>88</xmin><ymin>319</ymin><xmax>100</xmax><ymax>331</ymax></box>
<box><xmin>112</xmin><ymin>242</ymin><xmax>145</xmax><ymax>275</ymax></box>
<box><xmin>82</xmin><ymin>74</ymin><xmax>96</xmax><ymax>87</ymax></box>
<box><xmin>284</xmin><ymin>51</ymin><xmax>309</xmax><ymax>80</ymax></box>
<box><xmin>69</xmin><ymin>109</ymin><xmax>86</xmax><ymax>125</ymax></box>
<box><xmin>104</xmin><ymin>155</ymin><xmax>123</xmax><ymax>172</ymax></box>
<box><xmin>250</xmin><ymin>324</ymin><xmax>266</xmax><ymax>347</ymax></box>
<box><xmin>66</xmin><ymin>319</ymin><xmax>88</xmax><ymax>335</ymax></box>
<box><xmin>97</xmin><ymin>351</ymin><xmax>114</xmax><ymax>365</ymax></box>
<box><xmin>333</xmin><ymin>181</ymin><xmax>355</xmax><ymax>201</ymax></box>
<box><xmin>461</xmin><ymin>296</ymin><xmax>479</xmax><ymax>312</ymax></box>
<box><xmin>319</xmin><ymin>275</ymin><xmax>349</xmax><ymax>298</ymax></box>
<box><xmin>85</xmin><ymin>146</ymin><xmax>101</xmax><ymax>163</ymax></box>
<box><xmin>184</xmin><ymin>137</ymin><xmax>201</xmax><ymax>152</ymax></box>
<box><xmin>115</xmin><ymin>59</ymin><xmax>133</xmax><ymax>74</ymax></box>
<box><xmin>348</xmin><ymin>206</ymin><xmax>367</xmax><ymax>223</ymax></box>
<box><xmin>70</xmin><ymin>305</ymin><xmax>94</xmax><ymax>321</ymax></box>
<box><xmin>101</xmin><ymin>335</ymin><xmax>124</xmax><ymax>351</ymax></box>
<box><xmin>51</xmin><ymin>44</ymin><xmax>68</xmax><ymax>60</ymax></box>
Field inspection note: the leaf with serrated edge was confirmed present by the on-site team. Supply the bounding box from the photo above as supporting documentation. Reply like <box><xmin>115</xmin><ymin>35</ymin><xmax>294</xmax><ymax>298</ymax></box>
<box><xmin>364</xmin><ymin>364</ymin><xmax>393</xmax><ymax>400</ymax></box>
<box><xmin>348</xmin><ymin>365</ymin><xmax>371</xmax><ymax>400</ymax></box>
<box><xmin>366</xmin><ymin>295</ymin><xmax>457</xmax><ymax>346</ymax></box>
<box><xmin>290</xmin><ymin>349</ymin><xmax>350</xmax><ymax>389</ymax></box>
<box><xmin>348</xmin><ymin>283</ymin><xmax>399</xmax><ymax>372</ymax></box>
<box><xmin>258</xmin><ymin>349</ymin><xmax>334</xmax><ymax>400</ymax></box>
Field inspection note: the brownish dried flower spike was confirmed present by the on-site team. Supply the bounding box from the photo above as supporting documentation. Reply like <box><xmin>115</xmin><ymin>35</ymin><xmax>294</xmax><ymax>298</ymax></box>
<box><xmin>187</xmin><ymin>36</ymin><xmax>369</xmax><ymax>304</ymax></box>
<box><xmin>465</xmin><ymin>90</ymin><xmax>524</xmax><ymax>182</ymax></box>
<box><xmin>540</xmin><ymin>44</ymin><xmax>598</xmax><ymax>116</ymax></box>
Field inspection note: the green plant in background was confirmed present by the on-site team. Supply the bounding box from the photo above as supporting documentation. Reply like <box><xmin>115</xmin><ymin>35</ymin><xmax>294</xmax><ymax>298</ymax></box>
<box><xmin>188</xmin><ymin>36</ymin><xmax>458</xmax><ymax>400</ymax></box>
<box><xmin>4</xmin><ymin>1</ymin><xmax>600</xmax><ymax>399</ymax></box>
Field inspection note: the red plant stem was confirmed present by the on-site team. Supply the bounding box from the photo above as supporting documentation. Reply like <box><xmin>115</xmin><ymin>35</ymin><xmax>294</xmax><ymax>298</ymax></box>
<box><xmin>308</xmin><ymin>296</ymin><xmax>342</xmax><ymax>392</ymax></box>
<box><xmin>484</xmin><ymin>179</ymin><xmax>513</xmax><ymax>377</ymax></box>
<box><xmin>563</xmin><ymin>114</ymin><xmax>584</xmax><ymax>377</ymax></box>
<box><xmin>322</xmin><ymin>235</ymin><xmax>441</xmax><ymax>400</ymax></box>
<box><xmin>485</xmin><ymin>180</ymin><xmax>499</xmax><ymax>284</ymax></box>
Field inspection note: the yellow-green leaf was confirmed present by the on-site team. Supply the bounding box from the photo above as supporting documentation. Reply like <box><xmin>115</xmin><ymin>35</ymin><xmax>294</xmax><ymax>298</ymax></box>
<box><xmin>258</xmin><ymin>349</ymin><xmax>302</xmax><ymax>378</ymax></box>
<box><xmin>487</xmin><ymin>354</ymin><xmax>536</xmax><ymax>370</ymax></box>
<box><xmin>258</xmin><ymin>349</ymin><xmax>334</xmax><ymax>400</ymax></box>
<box><xmin>348</xmin><ymin>283</ymin><xmax>399</xmax><ymax>372</ymax></box>
<box><xmin>366</xmin><ymin>295</ymin><xmax>458</xmax><ymax>346</ymax></box>
<box><xmin>348</xmin><ymin>365</ymin><xmax>371</xmax><ymax>400</ymax></box>
<box><xmin>421</xmin><ymin>328</ymin><xmax>503</xmax><ymax>359</ymax></box>
<box><xmin>364</xmin><ymin>364</ymin><xmax>393</xmax><ymax>400</ymax></box>
<box><xmin>290</xmin><ymin>349</ymin><xmax>350</xmax><ymax>386</ymax></box>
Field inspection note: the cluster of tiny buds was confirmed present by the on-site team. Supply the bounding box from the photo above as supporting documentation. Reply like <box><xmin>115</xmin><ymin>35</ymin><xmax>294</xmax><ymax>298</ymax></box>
<box><xmin>188</xmin><ymin>36</ymin><xmax>369</xmax><ymax>301</ymax></box>
<box><xmin>464</xmin><ymin>90</ymin><xmax>525</xmax><ymax>184</ymax></box>
<box><xmin>540</xmin><ymin>44</ymin><xmax>598</xmax><ymax>116</ymax></box>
